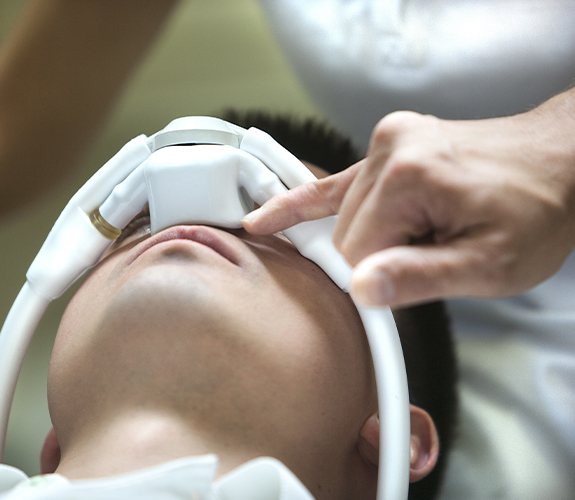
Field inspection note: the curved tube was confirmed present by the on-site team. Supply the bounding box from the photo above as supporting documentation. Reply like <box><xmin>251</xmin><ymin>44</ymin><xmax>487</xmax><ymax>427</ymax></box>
<box><xmin>0</xmin><ymin>284</ymin><xmax>49</xmax><ymax>459</ymax></box>
<box><xmin>358</xmin><ymin>306</ymin><xmax>410</xmax><ymax>500</ymax></box>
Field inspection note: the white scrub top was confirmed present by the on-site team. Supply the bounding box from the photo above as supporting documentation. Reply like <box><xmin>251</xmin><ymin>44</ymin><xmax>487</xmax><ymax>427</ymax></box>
<box><xmin>259</xmin><ymin>1</ymin><xmax>575</xmax><ymax>499</ymax></box>
<box><xmin>0</xmin><ymin>455</ymin><xmax>314</xmax><ymax>499</ymax></box>
<box><xmin>260</xmin><ymin>0</ymin><xmax>575</xmax><ymax>151</ymax></box>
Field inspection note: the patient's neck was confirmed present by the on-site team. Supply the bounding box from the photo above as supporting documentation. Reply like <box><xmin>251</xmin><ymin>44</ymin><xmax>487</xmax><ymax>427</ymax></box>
<box><xmin>51</xmin><ymin>315</ymin><xmax>283</xmax><ymax>480</ymax></box>
<box><xmin>55</xmin><ymin>408</ymin><xmax>254</xmax><ymax>480</ymax></box>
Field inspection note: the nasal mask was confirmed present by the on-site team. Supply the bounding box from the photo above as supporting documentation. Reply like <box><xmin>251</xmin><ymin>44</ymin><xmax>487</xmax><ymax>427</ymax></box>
<box><xmin>0</xmin><ymin>117</ymin><xmax>410</xmax><ymax>500</ymax></box>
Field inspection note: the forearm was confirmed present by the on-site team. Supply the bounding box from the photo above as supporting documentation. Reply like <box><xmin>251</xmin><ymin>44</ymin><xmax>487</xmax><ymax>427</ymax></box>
<box><xmin>0</xmin><ymin>0</ymin><xmax>179</xmax><ymax>215</ymax></box>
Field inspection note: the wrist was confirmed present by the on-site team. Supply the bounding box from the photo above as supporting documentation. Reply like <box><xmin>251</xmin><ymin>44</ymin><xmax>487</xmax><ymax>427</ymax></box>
<box><xmin>527</xmin><ymin>88</ymin><xmax>575</xmax><ymax>200</ymax></box>
<box><xmin>531</xmin><ymin>88</ymin><xmax>575</xmax><ymax>160</ymax></box>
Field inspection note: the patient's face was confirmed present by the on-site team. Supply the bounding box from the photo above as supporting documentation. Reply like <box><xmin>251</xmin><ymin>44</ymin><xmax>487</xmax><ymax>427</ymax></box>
<box><xmin>50</xmin><ymin>169</ymin><xmax>377</xmax><ymax>498</ymax></box>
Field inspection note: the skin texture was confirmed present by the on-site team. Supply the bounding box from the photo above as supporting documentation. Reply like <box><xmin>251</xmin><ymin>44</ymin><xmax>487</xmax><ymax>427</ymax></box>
<box><xmin>243</xmin><ymin>88</ymin><xmax>575</xmax><ymax>307</ymax></box>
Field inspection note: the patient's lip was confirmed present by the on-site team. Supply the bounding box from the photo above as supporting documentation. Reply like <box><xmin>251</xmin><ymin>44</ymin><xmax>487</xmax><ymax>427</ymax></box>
<box><xmin>130</xmin><ymin>225</ymin><xmax>242</xmax><ymax>266</ymax></box>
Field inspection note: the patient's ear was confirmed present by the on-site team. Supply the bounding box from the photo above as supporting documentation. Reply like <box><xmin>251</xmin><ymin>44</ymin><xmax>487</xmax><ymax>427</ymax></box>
<box><xmin>358</xmin><ymin>413</ymin><xmax>379</xmax><ymax>467</ymax></box>
<box><xmin>409</xmin><ymin>406</ymin><xmax>439</xmax><ymax>482</ymax></box>
<box><xmin>358</xmin><ymin>405</ymin><xmax>439</xmax><ymax>482</ymax></box>
<box><xmin>40</xmin><ymin>427</ymin><xmax>61</xmax><ymax>474</ymax></box>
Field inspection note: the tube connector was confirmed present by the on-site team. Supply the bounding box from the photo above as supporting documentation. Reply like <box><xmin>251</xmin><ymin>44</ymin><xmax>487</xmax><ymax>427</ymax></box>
<box><xmin>89</xmin><ymin>208</ymin><xmax>122</xmax><ymax>240</ymax></box>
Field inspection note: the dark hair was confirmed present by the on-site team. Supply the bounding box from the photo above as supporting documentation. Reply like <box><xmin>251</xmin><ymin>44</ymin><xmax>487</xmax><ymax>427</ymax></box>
<box><xmin>220</xmin><ymin>109</ymin><xmax>459</xmax><ymax>500</ymax></box>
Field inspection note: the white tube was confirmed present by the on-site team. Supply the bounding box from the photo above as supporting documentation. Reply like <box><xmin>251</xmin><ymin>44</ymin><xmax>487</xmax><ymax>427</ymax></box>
<box><xmin>358</xmin><ymin>306</ymin><xmax>410</xmax><ymax>500</ymax></box>
<box><xmin>240</xmin><ymin>127</ymin><xmax>317</xmax><ymax>188</ymax></box>
<box><xmin>0</xmin><ymin>283</ymin><xmax>49</xmax><ymax>461</ymax></box>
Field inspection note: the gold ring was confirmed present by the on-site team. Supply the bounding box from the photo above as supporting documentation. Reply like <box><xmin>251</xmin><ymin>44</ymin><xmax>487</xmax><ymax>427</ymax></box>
<box><xmin>89</xmin><ymin>208</ymin><xmax>122</xmax><ymax>240</ymax></box>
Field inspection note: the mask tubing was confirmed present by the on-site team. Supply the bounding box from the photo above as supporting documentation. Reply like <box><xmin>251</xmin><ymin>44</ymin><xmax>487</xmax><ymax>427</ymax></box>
<box><xmin>0</xmin><ymin>283</ymin><xmax>49</xmax><ymax>462</ymax></box>
<box><xmin>240</xmin><ymin>127</ymin><xmax>317</xmax><ymax>189</ymax></box>
<box><xmin>358</xmin><ymin>306</ymin><xmax>410</xmax><ymax>500</ymax></box>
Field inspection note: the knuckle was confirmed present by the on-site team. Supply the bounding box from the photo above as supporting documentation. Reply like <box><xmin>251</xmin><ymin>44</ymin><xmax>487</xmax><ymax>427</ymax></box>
<box><xmin>291</xmin><ymin>185</ymin><xmax>317</xmax><ymax>220</ymax></box>
<box><xmin>313</xmin><ymin>178</ymin><xmax>340</xmax><ymax>212</ymax></box>
<box><xmin>372</xmin><ymin>110</ymin><xmax>440</xmax><ymax>145</ymax></box>
<box><xmin>372</xmin><ymin>112</ymin><xmax>413</xmax><ymax>144</ymax></box>
<box><xmin>301</xmin><ymin>181</ymin><xmax>322</xmax><ymax>203</ymax></box>
<box><xmin>264</xmin><ymin>191</ymin><xmax>301</xmax><ymax>226</ymax></box>
<box><xmin>385</xmin><ymin>150</ymin><xmax>428</xmax><ymax>182</ymax></box>
<box><xmin>373</xmin><ymin>111</ymin><xmax>426</xmax><ymax>138</ymax></box>
<box><xmin>380</xmin><ymin>110</ymin><xmax>423</xmax><ymax>129</ymax></box>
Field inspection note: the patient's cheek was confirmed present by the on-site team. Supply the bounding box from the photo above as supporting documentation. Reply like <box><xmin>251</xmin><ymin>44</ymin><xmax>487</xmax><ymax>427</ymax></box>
<box><xmin>54</xmin><ymin>254</ymin><xmax>119</xmax><ymax>347</ymax></box>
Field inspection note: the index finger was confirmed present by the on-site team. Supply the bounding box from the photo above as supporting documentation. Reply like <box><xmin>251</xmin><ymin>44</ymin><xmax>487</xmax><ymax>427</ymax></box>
<box><xmin>242</xmin><ymin>161</ymin><xmax>363</xmax><ymax>234</ymax></box>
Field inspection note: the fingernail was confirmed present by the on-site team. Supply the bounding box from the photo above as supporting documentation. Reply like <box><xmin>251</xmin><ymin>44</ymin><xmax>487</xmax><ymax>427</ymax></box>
<box><xmin>242</xmin><ymin>207</ymin><xmax>262</xmax><ymax>225</ymax></box>
<box><xmin>352</xmin><ymin>263</ymin><xmax>395</xmax><ymax>306</ymax></box>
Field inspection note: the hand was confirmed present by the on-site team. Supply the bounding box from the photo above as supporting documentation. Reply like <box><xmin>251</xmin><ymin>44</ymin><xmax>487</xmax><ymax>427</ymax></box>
<box><xmin>243</xmin><ymin>99</ymin><xmax>575</xmax><ymax>307</ymax></box>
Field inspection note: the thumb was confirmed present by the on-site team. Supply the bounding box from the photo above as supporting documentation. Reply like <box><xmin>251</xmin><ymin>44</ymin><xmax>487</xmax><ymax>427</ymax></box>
<box><xmin>350</xmin><ymin>244</ymin><xmax>481</xmax><ymax>307</ymax></box>
<box><xmin>242</xmin><ymin>161</ymin><xmax>362</xmax><ymax>234</ymax></box>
